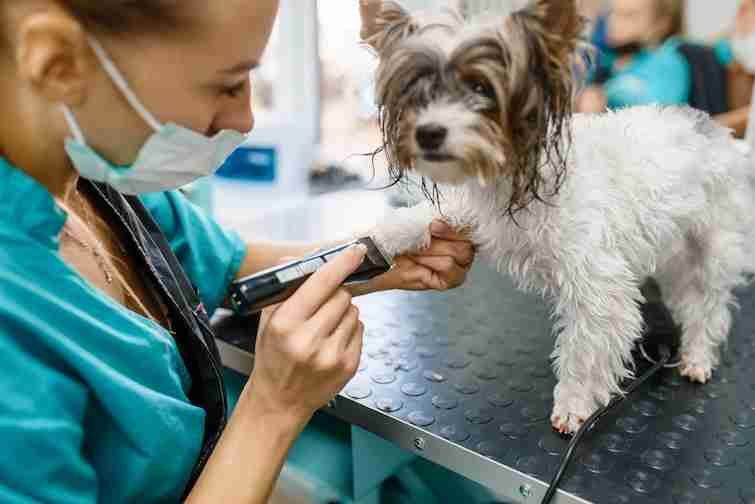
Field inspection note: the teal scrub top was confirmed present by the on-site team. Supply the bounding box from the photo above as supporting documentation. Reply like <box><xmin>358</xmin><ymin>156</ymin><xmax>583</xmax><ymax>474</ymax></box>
<box><xmin>0</xmin><ymin>157</ymin><xmax>247</xmax><ymax>503</ymax></box>
<box><xmin>597</xmin><ymin>37</ymin><xmax>692</xmax><ymax>109</ymax></box>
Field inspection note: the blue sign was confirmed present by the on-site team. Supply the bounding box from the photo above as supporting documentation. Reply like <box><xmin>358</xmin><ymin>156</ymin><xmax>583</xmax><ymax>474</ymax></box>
<box><xmin>217</xmin><ymin>146</ymin><xmax>277</xmax><ymax>182</ymax></box>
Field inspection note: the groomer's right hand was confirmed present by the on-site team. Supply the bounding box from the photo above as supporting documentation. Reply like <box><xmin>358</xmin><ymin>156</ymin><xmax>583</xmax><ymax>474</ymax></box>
<box><xmin>247</xmin><ymin>244</ymin><xmax>367</xmax><ymax>421</ymax></box>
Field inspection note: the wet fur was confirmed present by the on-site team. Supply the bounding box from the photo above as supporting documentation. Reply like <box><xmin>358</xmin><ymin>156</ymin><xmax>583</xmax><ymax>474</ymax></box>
<box><xmin>368</xmin><ymin>0</ymin><xmax>584</xmax><ymax>216</ymax></box>
<box><xmin>366</xmin><ymin>0</ymin><xmax>755</xmax><ymax>433</ymax></box>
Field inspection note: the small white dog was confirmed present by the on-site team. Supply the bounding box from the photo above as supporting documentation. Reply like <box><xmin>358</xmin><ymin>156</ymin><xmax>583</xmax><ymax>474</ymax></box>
<box><xmin>363</xmin><ymin>0</ymin><xmax>755</xmax><ymax>433</ymax></box>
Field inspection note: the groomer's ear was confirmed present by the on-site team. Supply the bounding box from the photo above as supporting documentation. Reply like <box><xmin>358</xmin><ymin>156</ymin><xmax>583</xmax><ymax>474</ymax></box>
<box><xmin>15</xmin><ymin>10</ymin><xmax>92</xmax><ymax>105</ymax></box>
<box><xmin>363</xmin><ymin>1</ymin><xmax>418</xmax><ymax>55</ymax></box>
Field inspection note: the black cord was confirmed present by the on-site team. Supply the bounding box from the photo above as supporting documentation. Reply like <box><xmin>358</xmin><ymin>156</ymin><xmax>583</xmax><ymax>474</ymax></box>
<box><xmin>539</xmin><ymin>344</ymin><xmax>672</xmax><ymax>504</ymax></box>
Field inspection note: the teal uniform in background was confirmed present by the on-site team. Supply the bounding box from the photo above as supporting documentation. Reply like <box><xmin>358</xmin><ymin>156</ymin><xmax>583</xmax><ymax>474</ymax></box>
<box><xmin>594</xmin><ymin>37</ymin><xmax>692</xmax><ymax>109</ymax></box>
<box><xmin>0</xmin><ymin>157</ymin><xmax>246</xmax><ymax>503</ymax></box>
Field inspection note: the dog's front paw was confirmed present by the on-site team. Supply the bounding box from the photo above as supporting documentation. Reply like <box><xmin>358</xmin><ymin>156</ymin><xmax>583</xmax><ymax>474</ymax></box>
<box><xmin>551</xmin><ymin>383</ymin><xmax>598</xmax><ymax>435</ymax></box>
<box><xmin>369</xmin><ymin>204</ymin><xmax>436</xmax><ymax>258</ymax></box>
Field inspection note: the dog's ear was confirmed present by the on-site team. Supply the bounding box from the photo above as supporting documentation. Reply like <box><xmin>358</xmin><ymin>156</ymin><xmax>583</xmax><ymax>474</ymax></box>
<box><xmin>493</xmin><ymin>0</ymin><xmax>584</xmax><ymax>215</ymax></box>
<box><xmin>519</xmin><ymin>0</ymin><xmax>583</xmax><ymax>61</ymax></box>
<box><xmin>363</xmin><ymin>1</ymin><xmax>418</xmax><ymax>55</ymax></box>
<box><xmin>527</xmin><ymin>0</ymin><xmax>581</xmax><ymax>33</ymax></box>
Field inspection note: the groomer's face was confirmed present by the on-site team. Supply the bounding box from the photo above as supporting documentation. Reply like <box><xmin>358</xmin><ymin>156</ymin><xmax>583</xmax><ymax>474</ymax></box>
<box><xmin>70</xmin><ymin>0</ymin><xmax>280</xmax><ymax>165</ymax></box>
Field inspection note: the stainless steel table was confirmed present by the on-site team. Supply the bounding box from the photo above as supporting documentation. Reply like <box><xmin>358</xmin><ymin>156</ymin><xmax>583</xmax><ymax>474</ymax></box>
<box><xmin>216</xmin><ymin>264</ymin><xmax>755</xmax><ymax>504</ymax></box>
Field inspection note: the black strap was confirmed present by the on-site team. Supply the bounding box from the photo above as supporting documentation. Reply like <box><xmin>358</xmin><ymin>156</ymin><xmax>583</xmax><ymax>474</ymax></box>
<box><xmin>676</xmin><ymin>42</ymin><xmax>729</xmax><ymax>116</ymax></box>
<box><xmin>82</xmin><ymin>182</ymin><xmax>228</xmax><ymax>495</ymax></box>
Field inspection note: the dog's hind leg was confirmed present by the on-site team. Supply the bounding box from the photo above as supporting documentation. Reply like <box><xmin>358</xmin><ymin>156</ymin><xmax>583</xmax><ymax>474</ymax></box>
<box><xmin>657</xmin><ymin>228</ymin><xmax>749</xmax><ymax>383</ymax></box>
<box><xmin>548</xmin><ymin>253</ymin><xmax>645</xmax><ymax>434</ymax></box>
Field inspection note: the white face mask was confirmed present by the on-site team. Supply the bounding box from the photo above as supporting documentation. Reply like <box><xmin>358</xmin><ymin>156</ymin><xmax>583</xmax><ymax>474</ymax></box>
<box><xmin>62</xmin><ymin>37</ymin><xmax>247</xmax><ymax>195</ymax></box>
<box><xmin>731</xmin><ymin>31</ymin><xmax>755</xmax><ymax>74</ymax></box>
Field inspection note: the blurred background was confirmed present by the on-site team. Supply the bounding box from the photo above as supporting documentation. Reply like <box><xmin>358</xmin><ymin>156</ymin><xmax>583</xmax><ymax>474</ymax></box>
<box><xmin>193</xmin><ymin>0</ymin><xmax>747</xmax><ymax>238</ymax></box>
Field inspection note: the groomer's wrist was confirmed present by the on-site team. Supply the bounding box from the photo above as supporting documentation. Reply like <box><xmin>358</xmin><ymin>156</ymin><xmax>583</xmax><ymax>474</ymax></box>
<box><xmin>239</xmin><ymin>378</ymin><xmax>313</xmax><ymax>432</ymax></box>
<box><xmin>348</xmin><ymin>271</ymin><xmax>395</xmax><ymax>296</ymax></box>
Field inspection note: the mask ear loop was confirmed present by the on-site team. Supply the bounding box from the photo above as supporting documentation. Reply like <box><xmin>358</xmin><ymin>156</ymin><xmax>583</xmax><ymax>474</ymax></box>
<box><xmin>86</xmin><ymin>36</ymin><xmax>163</xmax><ymax>133</ymax></box>
<box><xmin>60</xmin><ymin>105</ymin><xmax>88</xmax><ymax>144</ymax></box>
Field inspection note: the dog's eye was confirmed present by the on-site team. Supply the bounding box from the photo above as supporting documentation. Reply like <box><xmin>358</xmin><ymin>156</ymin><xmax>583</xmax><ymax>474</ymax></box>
<box><xmin>469</xmin><ymin>81</ymin><xmax>495</xmax><ymax>99</ymax></box>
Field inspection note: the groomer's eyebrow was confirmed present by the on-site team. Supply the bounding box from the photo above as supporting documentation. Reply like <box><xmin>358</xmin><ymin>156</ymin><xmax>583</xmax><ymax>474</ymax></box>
<box><xmin>221</xmin><ymin>60</ymin><xmax>260</xmax><ymax>74</ymax></box>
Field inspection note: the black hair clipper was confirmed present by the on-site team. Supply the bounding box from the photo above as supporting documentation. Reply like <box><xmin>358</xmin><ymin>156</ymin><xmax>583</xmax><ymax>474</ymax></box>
<box><xmin>229</xmin><ymin>237</ymin><xmax>393</xmax><ymax>316</ymax></box>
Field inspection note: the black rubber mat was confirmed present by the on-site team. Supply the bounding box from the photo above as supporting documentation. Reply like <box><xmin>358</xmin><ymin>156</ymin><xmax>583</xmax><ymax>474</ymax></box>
<box><xmin>343</xmin><ymin>265</ymin><xmax>755</xmax><ymax>504</ymax></box>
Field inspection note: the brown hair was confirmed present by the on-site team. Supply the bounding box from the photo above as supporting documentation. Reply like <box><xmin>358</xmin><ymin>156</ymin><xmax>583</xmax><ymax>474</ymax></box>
<box><xmin>0</xmin><ymin>1</ymin><xmax>184</xmax><ymax>51</ymax></box>
<box><xmin>655</xmin><ymin>0</ymin><xmax>686</xmax><ymax>39</ymax></box>
<box><xmin>58</xmin><ymin>0</ymin><xmax>181</xmax><ymax>36</ymax></box>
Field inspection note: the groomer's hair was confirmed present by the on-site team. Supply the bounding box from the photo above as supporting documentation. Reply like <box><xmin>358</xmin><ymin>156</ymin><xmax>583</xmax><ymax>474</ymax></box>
<box><xmin>0</xmin><ymin>1</ymin><xmax>184</xmax><ymax>49</ymax></box>
<box><xmin>654</xmin><ymin>0</ymin><xmax>685</xmax><ymax>39</ymax></box>
<box><xmin>59</xmin><ymin>0</ymin><xmax>181</xmax><ymax>35</ymax></box>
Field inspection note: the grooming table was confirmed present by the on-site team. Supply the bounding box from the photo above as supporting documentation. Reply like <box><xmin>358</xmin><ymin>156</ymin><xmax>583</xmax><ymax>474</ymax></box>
<box><xmin>211</xmin><ymin>182</ymin><xmax>755</xmax><ymax>504</ymax></box>
<box><xmin>216</xmin><ymin>263</ymin><xmax>755</xmax><ymax>504</ymax></box>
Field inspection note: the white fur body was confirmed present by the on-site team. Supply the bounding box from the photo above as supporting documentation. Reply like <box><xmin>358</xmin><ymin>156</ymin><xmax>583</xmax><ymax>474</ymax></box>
<box><xmin>371</xmin><ymin>105</ymin><xmax>755</xmax><ymax>432</ymax></box>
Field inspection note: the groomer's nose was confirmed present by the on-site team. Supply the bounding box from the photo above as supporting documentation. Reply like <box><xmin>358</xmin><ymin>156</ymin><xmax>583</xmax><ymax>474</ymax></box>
<box><xmin>212</xmin><ymin>81</ymin><xmax>255</xmax><ymax>135</ymax></box>
<box><xmin>416</xmin><ymin>123</ymin><xmax>448</xmax><ymax>151</ymax></box>
<box><xmin>214</xmin><ymin>105</ymin><xmax>254</xmax><ymax>135</ymax></box>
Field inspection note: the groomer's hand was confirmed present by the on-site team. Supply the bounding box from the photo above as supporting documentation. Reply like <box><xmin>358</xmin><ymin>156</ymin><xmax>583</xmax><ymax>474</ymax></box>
<box><xmin>246</xmin><ymin>245</ymin><xmax>366</xmax><ymax>421</ymax></box>
<box><xmin>375</xmin><ymin>220</ymin><xmax>476</xmax><ymax>292</ymax></box>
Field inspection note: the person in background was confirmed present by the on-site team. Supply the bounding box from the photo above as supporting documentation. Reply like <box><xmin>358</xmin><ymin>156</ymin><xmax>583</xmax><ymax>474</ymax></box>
<box><xmin>714</xmin><ymin>0</ymin><xmax>755</xmax><ymax>139</ymax></box>
<box><xmin>577</xmin><ymin>0</ymin><xmax>688</xmax><ymax>113</ymax></box>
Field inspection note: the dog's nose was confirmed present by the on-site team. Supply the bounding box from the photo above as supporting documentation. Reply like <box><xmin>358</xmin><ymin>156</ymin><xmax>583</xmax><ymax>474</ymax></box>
<box><xmin>416</xmin><ymin>124</ymin><xmax>448</xmax><ymax>151</ymax></box>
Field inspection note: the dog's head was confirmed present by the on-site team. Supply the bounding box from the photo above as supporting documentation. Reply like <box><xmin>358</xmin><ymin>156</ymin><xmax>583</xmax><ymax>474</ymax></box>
<box><xmin>367</xmin><ymin>0</ymin><xmax>584</xmax><ymax>213</ymax></box>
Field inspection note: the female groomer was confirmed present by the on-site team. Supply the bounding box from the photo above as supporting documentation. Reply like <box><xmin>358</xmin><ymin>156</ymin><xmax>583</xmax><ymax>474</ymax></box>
<box><xmin>0</xmin><ymin>0</ymin><xmax>475</xmax><ymax>502</ymax></box>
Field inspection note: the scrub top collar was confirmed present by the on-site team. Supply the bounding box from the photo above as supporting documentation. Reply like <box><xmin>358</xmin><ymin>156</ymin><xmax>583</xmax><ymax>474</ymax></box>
<box><xmin>0</xmin><ymin>156</ymin><xmax>68</xmax><ymax>251</ymax></box>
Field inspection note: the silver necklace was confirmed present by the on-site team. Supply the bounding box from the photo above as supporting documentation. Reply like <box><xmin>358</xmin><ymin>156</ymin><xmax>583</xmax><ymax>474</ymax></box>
<box><xmin>61</xmin><ymin>227</ymin><xmax>114</xmax><ymax>284</ymax></box>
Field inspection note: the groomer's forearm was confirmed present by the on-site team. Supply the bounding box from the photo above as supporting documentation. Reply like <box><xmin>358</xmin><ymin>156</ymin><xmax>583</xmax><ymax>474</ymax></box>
<box><xmin>185</xmin><ymin>383</ymin><xmax>309</xmax><ymax>504</ymax></box>
<box><xmin>235</xmin><ymin>241</ymin><xmax>387</xmax><ymax>296</ymax></box>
